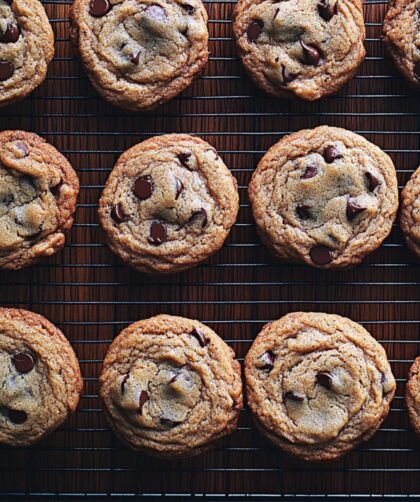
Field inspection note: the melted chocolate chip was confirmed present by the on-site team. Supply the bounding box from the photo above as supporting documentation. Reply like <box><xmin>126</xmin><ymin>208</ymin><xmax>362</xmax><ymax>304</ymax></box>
<box><xmin>121</xmin><ymin>374</ymin><xmax>129</xmax><ymax>394</ymax></box>
<box><xmin>181</xmin><ymin>2</ymin><xmax>195</xmax><ymax>13</ymax></box>
<box><xmin>310</xmin><ymin>245</ymin><xmax>332</xmax><ymax>265</ymax></box>
<box><xmin>301</xmin><ymin>164</ymin><xmax>318</xmax><ymax>179</ymax></box>
<box><xmin>414</xmin><ymin>62</ymin><xmax>420</xmax><ymax>80</ymax></box>
<box><xmin>316</xmin><ymin>372</ymin><xmax>332</xmax><ymax>389</ymax></box>
<box><xmin>191</xmin><ymin>328</ymin><xmax>209</xmax><ymax>347</ymax></box>
<box><xmin>281</xmin><ymin>65</ymin><xmax>296</xmax><ymax>85</ymax></box>
<box><xmin>296</xmin><ymin>204</ymin><xmax>311</xmax><ymax>220</ymax></box>
<box><xmin>130</xmin><ymin>51</ymin><xmax>141</xmax><ymax>64</ymax></box>
<box><xmin>8</xmin><ymin>409</ymin><xmax>27</xmax><ymax>424</ymax></box>
<box><xmin>174</xmin><ymin>177</ymin><xmax>184</xmax><ymax>199</ymax></box>
<box><xmin>300</xmin><ymin>42</ymin><xmax>321</xmax><ymax>66</ymax></box>
<box><xmin>51</xmin><ymin>180</ymin><xmax>63</xmax><ymax>198</ymax></box>
<box><xmin>160</xmin><ymin>417</ymin><xmax>181</xmax><ymax>427</ymax></box>
<box><xmin>89</xmin><ymin>0</ymin><xmax>111</xmax><ymax>17</ymax></box>
<box><xmin>284</xmin><ymin>391</ymin><xmax>304</xmax><ymax>402</ymax></box>
<box><xmin>346</xmin><ymin>198</ymin><xmax>365</xmax><ymax>220</ymax></box>
<box><xmin>365</xmin><ymin>171</ymin><xmax>379</xmax><ymax>192</ymax></box>
<box><xmin>146</xmin><ymin>4</ymin><xmax>167</xmax><ymax>20</ymax></box>
<box><xmin>0</xmin><ymin>24</ymin><xmax>20</xmax><ymax>43</ymax></box>
<box><xmin>0</xmin><ymin>61</ymin><xmax>14</xmax><ymax>81</ymax></box>
<box><xmin>139</xmin><ymin>390</ymin><xmax>149</xmax><ymax>415</ymax></box>
<box><xmin>189</xmin><ymin>208</ymin><xmax>208</xmax><ymax>228</ymax></box>
<box><xmin>247</xmin><ymin>20</ymin><xmax>263</xmax><ymax>42</ymax></box>
<box><xmin>178</xmin><ymin>152</ymin><xmax>191</xmax><ymax>166</ymax></box>
<box><xmin>133</xmin><ymin>175</ymin><xmax>153</xmax><ymax>199</ymax></box>
<box><xmin>323</xmin><ymin>145</ymin><xmax>342</xmax><ymax>163</ymax></box>
<box><xmin>16</xmin><ymin>142</ymin><xmax>28</xmax><ymax>156</ymax></box>
<box><xmin>318</xmin><ymin>0</ymin><xmax>336</xmax><ymax>21</ymax></box>
<box><xmin>148</xmin><ymin>222</ymin><xmax>167</xmax><ymax>245</ymax></box>
<box><xmin>13</xmin><ymin>353</ymin><xmax>34</xmax><ymax>374</ymax></box>
<box><xmin>260</xmin><ymin>351</ymin><xmax>275</xmax><ymax>371</ymax></box>
<box><xmin>110</xmin><ymin>203</ymin><xmax>127</xmax><ymax>224</ymax></box>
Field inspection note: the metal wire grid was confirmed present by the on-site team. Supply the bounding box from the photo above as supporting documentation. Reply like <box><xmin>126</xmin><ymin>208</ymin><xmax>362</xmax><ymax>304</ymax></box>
<box><xmin>0</xmin><ymin>0</ymin><xmax>419</xmax><ymax>499</ymax></box>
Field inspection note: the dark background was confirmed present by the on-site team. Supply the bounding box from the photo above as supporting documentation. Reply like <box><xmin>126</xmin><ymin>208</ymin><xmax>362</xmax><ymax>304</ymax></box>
<box><xmin>0</xmin><ymin>0</ymin><xmax>418</xmax><ymax>499</ymax></box>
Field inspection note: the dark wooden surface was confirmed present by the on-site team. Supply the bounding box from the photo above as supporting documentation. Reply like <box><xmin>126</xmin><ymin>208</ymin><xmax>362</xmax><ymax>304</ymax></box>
<box><xmin>0</xmin><ymin>0</ymin><xmax>418</xmax><ymax>498</ymax></box>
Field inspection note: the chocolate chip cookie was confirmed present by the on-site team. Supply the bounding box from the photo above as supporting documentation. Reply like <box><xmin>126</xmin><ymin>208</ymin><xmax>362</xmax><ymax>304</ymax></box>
<box><xmin>400</xmin><ymin>166</ymin><xmax>420</xmax><ymax>258</ymax></box>
<box><xmin>0</xmin><ymin>308</ymin><xmax>83</xmax><ymax>446</ymax></box>
<box><xmin>98</xmin><ymin>134</ymin><xmax>239</xmax><ymax>274</ymax></box>
<box><xmin>382</xmin><ymin>0</ymin><xmax>420</xmax><ymax>90</ymax></box>
<box><xmin>233</xmin><ymin>0</ymin><xmax>365</xmax><ymax>100</ymax></box>
<box><xmin>70</xmin><ymin>0</ymin><xmax>209</xmax><ymax>111</ymax></box>
<box><xmin>248</xmin><ymin>126</ymin><xmax>399</xmax><ymax>269</ymax></box>
<box><xmin>245</xmin><ymin>312</ymin><xmax>396</xmax><ymax>461</ymax></box>
<box><xmin>406</xmin><ymin>357</ymin><xmax>420</xmax><ymax>436</ymax></box>
<box><xmin>0</xmin><ymin>131</ymin><xmax>79</xmax><ymax>270</ymax></box>
<box><xmin>0</xmin><ymin>0</ymin><xmax>54</xmax><ymax>108</ymax></box>
<box><xmin>99</xmin><ymin>314</ymin><xmax>243</xmax><ymax>458</ymax></box>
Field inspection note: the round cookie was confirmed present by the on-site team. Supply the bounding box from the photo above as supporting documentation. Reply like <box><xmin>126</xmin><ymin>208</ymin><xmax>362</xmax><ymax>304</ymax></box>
<box><xmin>233</xmin><ymin>0</ymin><xmax>365</xmax><ymax>101</ymax></box>
<box><xmin>382</xmin><ymin>0</ymin><xmax>420</xmax><ymax>90</ymax></box>
<box><xmin>0</xmin><ymin>131</ymin><xmax>79</xmax><ymax>270</ymax></box>
<box><xmin>99</xmin><ymin>314</ymin><xmax>243</xmax><ymax>458</ymax></box>
<box><xmin>0</xmin><ymin>0</ymin><xmax>54</xmax><ymax>108</ymax></box>
<box><xmin>400</xmin><ymin>166</ymin><xmax>420</xmax><ymax>258</ymax></box>
<box><xmin>69</xmin><ymin>0</ymin><xmax>209</xmax><ymax>111</ymax></box>
<box><xmin>248</xmin><ymin>126</ymin><xmax>399</xmax><ymax>269</ymax></box>
<box><xmin>98</xmin><ymin>134</ymin><xmax>239</xmax><ymax>274</ymax></box>
<box><xmin>0</xmin><ymin>308</ymin><xmax>83</xmax><ymax>446</ymax></box>
<box><xmin>406</xmin><ymin>357</ymin><xmax>420</xmax><ymax>436</ymax></box>
<box><xmin>245</xmin><ymin>312</ymin><xmax>396</xmax><ymax>462</ymax></box>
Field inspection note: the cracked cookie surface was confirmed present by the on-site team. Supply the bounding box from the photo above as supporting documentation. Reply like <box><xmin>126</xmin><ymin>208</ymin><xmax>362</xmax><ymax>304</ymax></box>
<box><xmin>400</xmin><ymin>166</ymin><xmax>420</xmax><ymax>257</ymax></box>
<box><xmin>245</xmin><ymin>312</ymin><xmax>396</xmax><ymax>461</ymax></box>
<box><xmin>0</xmin><ymin>0</ymin><xmax>54</xmax><ymax>108</ymax></box>
<box><xmin>98</xmin><ymin>134</ymin><xmax>239</xmax><ymax>274</ymax></box>
<box><xmin>0</xmin><ymin>131</ymin><xmax>79</xmax><ymax>270</ymax></box>
<box><xmin>406</xmin><ymin>357</ymin><xmax>420</xmax><ymax>436</ymax></box>
<box><xmin>70</xmin><ymin>0</ymin><xmax>209</xmax><ymax>111</ymax></box>
<box><xmin>233</xmin><ymin>0</ymin><xmax>365</xmax><ymax>100</ymax></box>
<box><xmin>99</xmin><ymin>314</ymin><xmax>243</xmax><ymax>458</ymax></box>
<box><xmin>248</xmin><ymin>126</ymin><xmax>399</xmax><ymax>269</ymax></box>
<box><xmin>0</xmin><ymin>308</ymin><xmax>83</xmax><ymax>446</ymax></box>
<box><xmin>382</xmin><ymin>0</ymin><xmax>420</xmax><ymax>90</ymax></box>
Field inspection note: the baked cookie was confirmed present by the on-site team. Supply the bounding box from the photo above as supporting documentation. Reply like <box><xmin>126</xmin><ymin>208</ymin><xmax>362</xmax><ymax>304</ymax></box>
<box><xmin>400</xmin><ymin>166</ymin><xmax>420</xmax><ymax>257</ymax></box>
<box><xmin>0</xmin><ymin>0</ymin><xmax>54</xmax><ymax>108</ymax></box>
<box><xmin>98</xmin><ymin>134</ymin><xmax>239</xmax><ymax>274</ymax></box>
<box><xmin>248</xmin><ymin>126</ymin><xmax>399</xmax><ymax>269</ymax></box>
<box><xmin>406</xmin><ymin>357</ymin><xmax>420</xmax><ymax>435</ymax></box>
<box><xmin>70</xmin><ymin>0</ymin><xmax>208</xmax><ymax>111</ymax></box>
<box><xmin>245</xmin><ymin>312</ymin><xmax>396</xmax><ymax>462</ymax></box>
<box><xmin>0</xmin><ymin>131</ymin><xmax>79</xmax><ymax>270</ymax></box>
<box><xmin>99</xmin><ymin>314</ymin><xmax>243</xmax><ymax>458</ymax></box>
<box><xmin>233</xmin><ymin>0</ymin><xmax>365</xmax><ymax>101</ymax></box>
<box><xmin>0</xmin><ymin>308</ymin><xmax>83</xmax><ymax>447</ymax></box>
<box><xmin>382</xmin><ymin>0</ymin><xmax>420</xmax><ymax>90</ymax></box>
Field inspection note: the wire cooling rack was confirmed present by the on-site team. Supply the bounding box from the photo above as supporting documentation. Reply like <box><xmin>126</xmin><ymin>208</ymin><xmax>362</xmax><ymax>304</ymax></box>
<box><xmin>0</xmin><ymin>0</ymin><xmax>419</xmax><ymax>499</ymax></box>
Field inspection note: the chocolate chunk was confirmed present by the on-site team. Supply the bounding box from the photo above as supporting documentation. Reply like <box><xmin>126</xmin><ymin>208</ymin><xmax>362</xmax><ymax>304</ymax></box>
<box><xmin>318</xmin><ymin>0</ymin><xmax>336</xmax><ymax>21</ymax></box>
<box><xmin>181</xmin><ymin>3</ymin><xmax>195</xmax><ymax>13</ymax></box>
<box><xmin>0</xmin><ymin>61</ymin><xmax>14</xmax><ymax>81</ymax></box>
<box><xmin>8</xmin><ymin>409</ymin><xmax>27</xmax><ymax>424</ymax></box>
<box><xmin>0</xmin><ymin>24</ymin><xmax>20</xmax><ymax>43</ymax></box>
<box><xmin>4</xmin><ymin>0</ymin><xmax>13</xmax><ymax>4</ymax></box>
<box><xmin>414</xmin><ymin>62</ymin><xmax>420</xmax><ymax>79</ymax></box>
<box><xmin>138</xmin><ymin>390</ymin><xmax>149</xmax><ymax>415</ymax></box>
<box><xmin>110</xmin><ymin>203</ymin><xmax>127</xmax><ymax>224</ymax></box>
<box><xmin>346</xmin><ymin>198</ymin><xmax>365</xmax><ymax>220</ymax></box>
<box><xmin>146</xmin><ymin>4</ymin><xmax>167</xmax><ymax>20</ymax></box>
<box><xmin>16</xmin><ymin>142</ymin><xmax>28</xmax><ymax>157</ymax></box>
<box><xmin>121</xmin><ymin>374</ymin><xmax>129</xmax><ymax>394</ymax></box>
<box><xmin>281</xmin><ymin>65</ymin><xmax>296</xmax><ymax>85</ymax></box>
<box><xmin>189</xmin><ymin>208</ymin><xmax>208</xmax><ymax>228</ymax></box>
<box><xmin>316</xmin><ymin>371</ymin><xmax>332</xmax><ymax>389</ymax></box>
<box><xmin>160</xmin><ymin>417</ymin><xmax>181</xmax><ymax>427</ymax></box>
<box><xmin>130</xmin><ymin>51</ymin><xmax>141</xmax><ymax>64</ymax></box>
<box><xmin>300</xmin><ymin>42</ymin><xmax>321</xmax><ymax>66</ymax></box>
<box><xmin>310</xmin><ymin>245</ymin><xmax>332</xmax><ymax>265</ymax></box>
<box><xmin>89</xmin><ymin>0</ymin><xmax>111</xmax><ymax>17</ymax></box>
<box><xmin>301</xmin><ymin>164</ymin><xmax>318</xmax><ymax>179</ymax></box>
<box><xmin>148</xmin><ymin>222</ymin><xmax>167</xmax><ymax>245</ymax></box>
<box><xmin>174</xmin><ymin>177</ymin><xmax>184</xmax><ymax>199</ymax></box>
<box><xmin>323</xmin><ymin>145</ymin><xmax>342</xmax><ymax>163</ymax></box>
<box><xmin>191</xmin><ymin>328</ymin><xmax>209</xmax><ymax>347</ymax></box>
<box><xmin>247</xmin><ymin>20</ymin><xmax>263</xmax><ymax>42</ymax></box>
<box><xmin>260</xmin><ymin>350</ymin><xmax>275</xmax><ymax>371</ymax></box>
<box><xmin>284</xmin><ymin>391</ymin><xmax>304</xmax><ymax>402</ymax></box>
<box><xmin>133</xmin><ymin>175</ymin><xmax>153</xmax><ymax>199</ymax></box>
<box><xmin>51</xmin><ymin>180</ymin><xmax>63</xmax><ymax>197</ymax></box>
<box><xmin>13</xmin><ymin>353</ymin><xmax>34</xmax><ymax>374</ymax></box>
<box><xmin>178</xmin><ymin>152</ymin><xmax>191</xmax><ymax>167</ymax></box>
<box><xmin>296</xmin><ymin>204</ymin><xmax>311</xmax><ymax>220</ymax></box>
<box><xmin>365</xmin><ymin>171</ymin><xmax>379</xmax><ymax>192</ymax></box>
